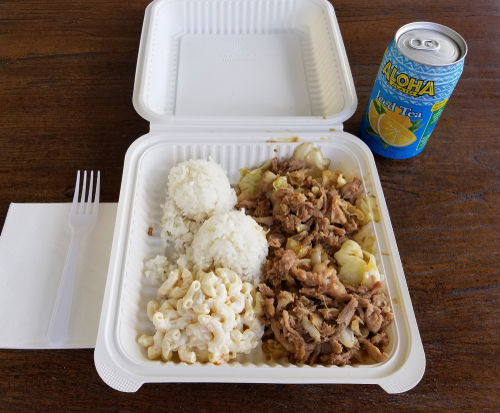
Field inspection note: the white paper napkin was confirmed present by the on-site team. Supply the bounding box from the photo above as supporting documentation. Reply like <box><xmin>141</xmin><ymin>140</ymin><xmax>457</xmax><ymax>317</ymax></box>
<box><xmin>0</xmin><ymin>203</ymin><xmax>117</xmax><ymax>349</ymax></box>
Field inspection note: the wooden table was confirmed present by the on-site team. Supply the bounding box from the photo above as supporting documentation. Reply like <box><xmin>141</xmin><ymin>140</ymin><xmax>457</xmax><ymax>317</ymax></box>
<box><xmin>1</xmin><ymin>0</ymin><xmax>499</xmax><ymax>411</ymax></box>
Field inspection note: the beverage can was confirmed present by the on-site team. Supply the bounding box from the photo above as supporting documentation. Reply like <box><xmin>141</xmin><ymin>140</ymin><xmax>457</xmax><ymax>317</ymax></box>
<box><xmin>359</xmin><ymin>22</ymin><xmax>467</xmax><ymax>159</ymax></box>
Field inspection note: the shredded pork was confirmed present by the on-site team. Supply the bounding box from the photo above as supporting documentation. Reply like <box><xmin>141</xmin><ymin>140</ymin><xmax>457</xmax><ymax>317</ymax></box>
<box><xmin>238</xmin><ymin>156</ymin><xmax>394</xmax><ymax>366</ymax></box>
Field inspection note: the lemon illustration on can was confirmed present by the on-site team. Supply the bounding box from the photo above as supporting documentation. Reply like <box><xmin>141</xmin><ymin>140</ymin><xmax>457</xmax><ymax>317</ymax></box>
<box><xmin>365</xmin><ymin>99</ymin><xmax>420</xmax><ymax>148</ymax></box>
<box><xmin>368</xmin><ymin>99</ymin><xmax>381</xmax><ymax>132</ymax></box>
<box><xmin>377</xmin><ymin>114</ymin><xmax>416</xmax><ymax>147</ymax></box>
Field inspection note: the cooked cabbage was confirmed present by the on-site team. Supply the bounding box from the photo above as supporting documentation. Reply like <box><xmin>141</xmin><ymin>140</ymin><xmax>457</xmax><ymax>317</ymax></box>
<box><xmin>262</xmin><ymin>170</ymin><xmax>277</xmax><ymax>183</ymax></box>
<box><xmin>334</xmin><ymin>240</ymin><xmax>380</xmax><ymax>288</ymax></box>
<box><xmin>321</xmin><ymin>170</ymin><xmax>351</xmax><ymax>189</ymax></box>
<box><xmin>238</xmin><ymin>159</ymin><xmax>272</xmax><ymax>198</ymax></box>
<box><xmin>361</xmin><ymin>251</ymin><xmax>380</xmax><ymax>288</ymax></box>
<box><xmin>301</xmin><ymin>316</ymin><xmax>321</xmax><ymax>342</ymax></box>
<box><xmin>273</xmin><ymin>176</ymin><xmax>288</xmax><ymax>191</ymax></box>
<box><xmin>356</xmin><ymin>195</ymin><xmax>381</xmax><ymax>226</ymax></box>
<box><xmin>340</xmin><ymin>201</ymin><xmax>364</xmax><ymax>221</ymax></box>
<box><xmin>334</xmin><ymin>240</ymin><xmax>365</xmax><ymax>286</ymax></box>
<box><xmin>321</xmin><ymin>170</ymin><xmax>339</xmax><ymax>187</ymax></box>
<box><xmin>337</xmin><ymin>173</ymin><xmax>347</xmax><ymax>188</ymax></box>
<box><xmin>286</xmin><ymin>238</ymin><xmax>311</xmax><ymax>259</ymax></box>
<box><xmin>350</xmin><ymin>318</ymin><xmax>362</xmax><ymax>337</ymax></box>
<box><xmin>292</xmin><ymin>143</ymin><xmax>330</xmax><ymax>177</ymax></box>
<box><xmin>339</xmin><ymin>326</ymin><xmax>356</xmax><ymax>348</ymax></box>
<box><xmin>352</xmin><ymin>223</ymin><xmax>376</xmax><ymax>254</ymax></box>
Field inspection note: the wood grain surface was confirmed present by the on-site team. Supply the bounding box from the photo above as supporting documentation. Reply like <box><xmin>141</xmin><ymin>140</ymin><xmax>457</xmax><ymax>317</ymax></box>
<box><xmin>1</xmin><ymin>0</ymin><xmax>499</xmax><ymax>412</ymax></box>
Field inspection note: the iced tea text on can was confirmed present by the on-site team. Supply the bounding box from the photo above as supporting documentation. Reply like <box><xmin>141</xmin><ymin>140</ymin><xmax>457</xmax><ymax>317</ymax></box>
<box><xmin>359</xmin><ymin>22</ymin><xmax>467</xmax><ymax>159</ymax></box>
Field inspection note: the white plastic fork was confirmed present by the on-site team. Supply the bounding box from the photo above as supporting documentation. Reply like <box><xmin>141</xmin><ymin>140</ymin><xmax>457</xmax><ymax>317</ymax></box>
<box><xmin>47</xmin><ymin>170</ymin><xmax>100</xmax><ymax>346</ymax></box>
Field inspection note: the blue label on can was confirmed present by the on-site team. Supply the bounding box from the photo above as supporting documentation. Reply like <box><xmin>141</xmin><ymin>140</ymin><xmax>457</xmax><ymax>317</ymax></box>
<box><xmin>359</xmin><ymin>40</ymin><xmax>464</xmax><ymax>159</ymax></box>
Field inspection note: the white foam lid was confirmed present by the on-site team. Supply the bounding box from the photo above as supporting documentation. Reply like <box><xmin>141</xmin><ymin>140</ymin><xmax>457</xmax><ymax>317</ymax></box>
<box><xmin>132</xmin><ymin>0</ymin><xmax>357</xmax><ymax>131</ymax></box>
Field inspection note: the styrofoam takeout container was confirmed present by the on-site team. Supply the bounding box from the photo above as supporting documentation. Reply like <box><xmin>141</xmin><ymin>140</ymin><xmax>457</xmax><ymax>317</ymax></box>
<box><xmin>94</xmin><ymin>0</ymin><xmax>425</xmax><ymax>393</ymax></box>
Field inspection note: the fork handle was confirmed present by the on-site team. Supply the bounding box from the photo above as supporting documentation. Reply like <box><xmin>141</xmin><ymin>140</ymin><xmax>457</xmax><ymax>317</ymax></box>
<box><xmin>47</xmin><ymin>234</ymin><xmax>82</xmax><ymax>346</ymax></box>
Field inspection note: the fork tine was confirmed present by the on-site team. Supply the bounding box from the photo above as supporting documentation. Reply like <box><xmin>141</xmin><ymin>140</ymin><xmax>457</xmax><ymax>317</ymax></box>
<box><xmin>80</xmin><ymin>171</ymin><xmax>87</xmax><ymax>214</ymax></box>
<box><xmin>86</xmin><ymin>171</ymin><xmax>94</xmax><ymax>215</ymax></box>
<box><xmin>71</xmin><ymin>171</ymin><xmax>80</xmax><ymax>214</ymax></box>
<box><xmin>92</xmin><ymin>171</ymin><xmax>100</xmax><ymax>215</ymax></box>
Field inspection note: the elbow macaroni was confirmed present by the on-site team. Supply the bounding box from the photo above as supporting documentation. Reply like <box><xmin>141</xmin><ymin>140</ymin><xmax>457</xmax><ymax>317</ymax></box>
<box><xmin>139</xmin><ymin>267</ymin><xmax>263</xmax><ymax>364</ymax></box>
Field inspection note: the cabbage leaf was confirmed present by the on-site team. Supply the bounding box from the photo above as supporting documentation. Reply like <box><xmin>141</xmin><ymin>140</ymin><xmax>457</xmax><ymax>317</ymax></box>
<box><xmin>273</xmin><ymin>176</ymin><xmax>288</xmax><ymax>191</ymax></box>
<box><xmin>356</xmin><ymin>195</ymin><xmax>381</xmax><ymax>226</ymax></box>
<box><xmin>238</xmin><ymin>159</ymin><xmax>272</xmax><ymax>198</ymax></box>
<box><xmin>334</xmin><ymin>240</ymin><xmax>381</xmax><ymax>288</ymax></box>
<box><xmin>292</xmin><ymin>143</ymin><xmax>330</xmax><ymax>177</ymax></box>
<box><xmin>352</xmin><ymin>223</ymin><xmax>376</xmax><ymax>254</ymax></box>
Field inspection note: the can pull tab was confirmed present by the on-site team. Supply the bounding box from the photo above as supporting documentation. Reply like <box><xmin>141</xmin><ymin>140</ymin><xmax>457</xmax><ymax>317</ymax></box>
<box><xmin>409</xmin><ymin>38</ymin><xmax>440</xmax><ymax>51</ymax></box>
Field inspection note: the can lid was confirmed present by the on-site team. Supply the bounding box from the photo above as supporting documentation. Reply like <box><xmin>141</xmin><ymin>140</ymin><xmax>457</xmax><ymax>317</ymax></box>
<box><xmin>395</xmin><ymin>22</ymin><xmax>467</xmax><ymax>67</ymax></box>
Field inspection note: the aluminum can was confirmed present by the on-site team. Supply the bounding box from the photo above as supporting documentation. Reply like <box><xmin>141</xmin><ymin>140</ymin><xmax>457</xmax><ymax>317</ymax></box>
<box><xmin>359</xmin><ymin>22</ymin><xmax>467</xmax><ymax>159</ymax></box>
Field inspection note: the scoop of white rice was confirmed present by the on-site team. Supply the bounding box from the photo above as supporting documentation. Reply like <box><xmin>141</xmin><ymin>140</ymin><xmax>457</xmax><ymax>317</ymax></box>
<box><xmin>144</xmin><ymin>255</ymin><xmax>178</xmax><ymax>285</ymax></box>
<box><xmin>168</xmin><ymin>158</ymin><xmax>237</xmax><ymax>221</ymax></box>
<box><xmin>161</xmin><ymin>197</ymin><xmax>202</xmax><ymax>257</ymax></box>
<box><xmin>191</xmin><ymin>210</ymin><xmax>268</xmax><ymax>285</ymax></box>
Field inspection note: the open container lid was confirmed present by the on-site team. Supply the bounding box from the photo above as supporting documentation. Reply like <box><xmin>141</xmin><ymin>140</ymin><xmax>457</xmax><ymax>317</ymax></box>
<box><xmin>132</xmin><ymin>0</ymin><xmax>357</xmax><ymax>131</ymax></box>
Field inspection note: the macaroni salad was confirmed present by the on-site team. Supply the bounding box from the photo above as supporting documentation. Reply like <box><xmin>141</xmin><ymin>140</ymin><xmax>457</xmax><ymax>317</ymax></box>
<box><xmin>139</xmin><ymin>267</ymin><xmax>264</xmax><ymax>364</ymax></box>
